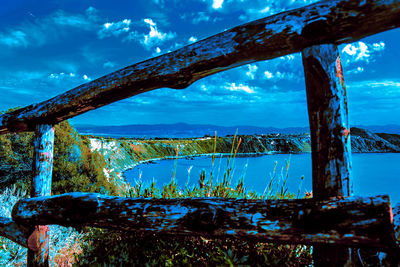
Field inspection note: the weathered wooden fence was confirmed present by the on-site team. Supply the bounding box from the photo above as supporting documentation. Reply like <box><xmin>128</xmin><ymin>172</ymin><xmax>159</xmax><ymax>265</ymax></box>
<box><xmin>1</xmin><ymin>0</ymin><xmax>400</xmax><ymax>266</ymax></box>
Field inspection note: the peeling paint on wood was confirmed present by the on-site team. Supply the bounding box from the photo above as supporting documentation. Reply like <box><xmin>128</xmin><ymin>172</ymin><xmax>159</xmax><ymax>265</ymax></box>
<box><xmin>302</xmin><ymin>44</ymin><xmax>352</xmax><ymax>266</ymax></box>
<box><xmin>11</xmin><ymin>193</ymin><xmax>397</xmax><ymax>250</ymax></box>
<box><xmin>29</xmin><ymin>124</ymin><xmax>54</xmax><ymax>267</ymax></box>
<box><xmin>0</xmin><ymin>0</ymin><xmax>399</xmax><ymax>133</ymax></box>
<box><xmin>302</xmin><ymin>44</ymin><xmax>352</xmax><ymax>200</ymax></box>
<box><xmin>32</xmin><ymin>125</ymin><xmax>54</xmax><ymax>197</ymax></box>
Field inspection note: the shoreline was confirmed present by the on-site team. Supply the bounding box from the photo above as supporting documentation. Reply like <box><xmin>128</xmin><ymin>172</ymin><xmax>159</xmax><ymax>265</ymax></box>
<box><xmin>120</xmin><ymin>150</ymin><xmax>397</xmax><ymax>176</ymax></box>
<box><xmin>122</xmin><ymin>151</ymin><xmax>310</xmax><ymax>175</ymax></box>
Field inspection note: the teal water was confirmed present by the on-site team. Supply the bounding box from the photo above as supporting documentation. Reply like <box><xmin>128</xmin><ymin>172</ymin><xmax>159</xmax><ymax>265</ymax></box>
<box><xmin>124</xmin><ymin>153</ymin><xmax>400</xmax><ymax>204</ymax></box>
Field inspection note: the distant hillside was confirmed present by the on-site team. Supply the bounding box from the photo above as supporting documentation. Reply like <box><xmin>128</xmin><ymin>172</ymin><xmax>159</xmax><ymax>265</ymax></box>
<box><xmin>355</xmin><ymin>124</ymin><xmax>400</xmax><ymax>135</ymax></box>
<box><xmin>75</xmin><ymin>123</ymin><xmax>310</xmax><ymax>138</ymax></box>
<box><xmin>88</xmin><ymin>128</ymin><xmax>400</xmax><ymax>175</ymax></box>
<box><xmin>351</xmin><ymin>127</ymin><xmax>400</xmax><ymax>153</ymax></box>
<box><xmin>75</xmin><ymin>123</ymin><xmax>400</xmax><ymax>138</ymax></box>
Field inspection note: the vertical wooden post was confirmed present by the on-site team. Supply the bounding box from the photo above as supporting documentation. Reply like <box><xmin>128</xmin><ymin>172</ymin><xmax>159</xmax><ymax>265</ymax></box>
<box><xmin>28</xmin><ymin>124</ymin><xmax>54</xmax><ymax>267</ymax></box>
<box><xmin>302</xmin><ymin>44</ymin><xmax>352</xmax><ymax>266</ymax></box>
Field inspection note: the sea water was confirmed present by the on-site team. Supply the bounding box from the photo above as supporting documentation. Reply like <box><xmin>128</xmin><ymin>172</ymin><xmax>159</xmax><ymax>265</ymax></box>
<box><xmin>124</xmin><ymin>153</ymin><xmax>400</xmax><ymax>204</ymax></box>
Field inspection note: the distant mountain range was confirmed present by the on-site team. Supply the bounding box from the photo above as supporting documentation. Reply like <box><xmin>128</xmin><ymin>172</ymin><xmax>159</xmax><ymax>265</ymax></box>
<box><xmin>74</xmin><ymin>123</ymin><xmax>400</xmax><ymax>138</ymax></box>
<box><xmin>354</xmin><ymin>124</ymin><xmax>400</xmax><ymax>134</ymax></box>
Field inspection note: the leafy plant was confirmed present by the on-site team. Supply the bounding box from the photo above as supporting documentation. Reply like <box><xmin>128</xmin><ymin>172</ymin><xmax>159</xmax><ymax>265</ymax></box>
<box><xmin>0</xmin><ymin>115</ymin><xmax>118</xmax><ymax>195</ymax></box>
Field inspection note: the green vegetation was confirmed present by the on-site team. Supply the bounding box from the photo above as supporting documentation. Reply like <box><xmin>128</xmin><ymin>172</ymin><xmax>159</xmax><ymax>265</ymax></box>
<box><xmin>0</xmin><ymin>121</ymin><xmax>312</xmax><ymax>265</ymax></box>
<box><xmin>0</xmin><ymin>118</ymin><xmax>119</xmax><ymax>195</ymax></box>
<box><xmin>77</xmin><ymin>229</ymin><xmax>311</xmax><ymax>266</ymax></box>
<box><xmin>75</xmin><ymin>178</ymin><xmax>311</xmax><ymax>266</ymax></box>
<box><xmin>52</xmin><ymin>121</ymin><xmax>117</xmax><ymax>194</ymax></box>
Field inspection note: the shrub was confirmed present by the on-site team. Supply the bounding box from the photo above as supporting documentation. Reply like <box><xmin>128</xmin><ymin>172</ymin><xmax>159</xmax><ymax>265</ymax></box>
<box><xmin>0</xmin><ymin>117</ymin><xmax>118</xmax><ymax>195</ymax></box>
<box><xmin>75</xmin><ymin>176</ymin><xmax>312</xmax><ymax>266</ymax></box>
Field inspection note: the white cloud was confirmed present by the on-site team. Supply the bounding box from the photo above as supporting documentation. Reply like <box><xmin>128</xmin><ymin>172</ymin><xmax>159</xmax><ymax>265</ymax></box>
<box><xmin>139</xmin><ymin>18</ymin><xmax>176</xmax><ymax>49</ymax></box>
<box><xmin>342</xmin><ymin>45</ymin><xmax>357</xmax><ymax>56</ymax></box>
<box><xmin>83</xmin><ymin>74</ymin><xmax>91</xmax><ymax>81</ymax></box>
<box><xmin>343</xmin><ymin>42</ymin><xmax>369</xmax><ymax>60</ymax></box>
<box><xmin>342</xmin><ymin>41</ymin><xmax>385</xmax><ymax>63</ymax></box>
<box><xmin>144</xmin><ymin>18</ymin><xmax>156</xmax><ymax>26</ymax></box>
<box><xmin>212</xmin><ymin>0</ymin><xmax>224</xmax><ymax>9</ymax></box>
<box><xmin>0</xmin><ymin>7</ymin><xmax>99</xmax><ymax>48</ymax></box>
<box><xmin>347</xmin><ymin>79</ymin><xmax>400</xmax><ymax>103</ymax></box>
<box><xmin>103</xmin><ymin>61</ymin><xmax>116</xmax><ymax>68</ymax></box>
<box><xmin>156</xmin><ymin>47</ymin><xmax>161</xmax><ymax>53</ymax></box>
<box><xmin>347</xmin><ymin>79</ymin><xmax>400</xmax><ymax>110</ymax></box>
<box><xmin>52</xmin><ymin>11</ymin><xmax>97</xmax><ymax>29</ymax></box>
<box><xmin>225</xmin><ymin>82</ymin><xmax>255</xmax><ymax>94</ymax></box>
<box><xmin>0</xmin><ymin>30</ymin><xmax>28</xmax><ymax>47</ymax></box>
<box><xmin>372</xmin><ymin>41</ymin><xmax>385</xmax><ymax>51</ymax></box>
<box><xmin>124</xmin><ymin>31</ymin><xmax>141</xmax><ymax>42</ymax></box>
<box><xmin>49</xmin><ymin>72</ymin><xmax>74</xmax><ymax>79</ymax></box>
<box><xmin>188</xmin><ymin>36</ymin><xmax>198</xmax><ymax>43</ymax></box>
<box><xmin>239</xmin><ymin>6</ymin><xmax>280</xmax><ymax>21</ymax></box>
<box><xmin>246</xmin><ymin>64</ymin><xmax>258</xmax><ymax>79</ymax></box>
<box><xmin>264</xmin><ymin>71</ymin><xmax>273</xmax><ymax>79</ymax></box>
<box><xmin>263</xmin><ymin>70</ymin><xmax>296</xmax><ymax>81</ymax></box>
<box><xmin>360</xmin><ymin>80</ymin><xmax>400</xmax><ymax>88</ymax></box>
<box><xmin>191</xmin><ymin>12</ymin><xmax>210</xmax><ymax>24</ymax></box>
<box><xmin>233</xmin><ymin>0</ymin><xmax>318</xmax><ymax>21</ymax></box>
<box><xmin>48</xmin><ymin>72</ymin><xmax>91</xmax><ymax>81</ymax></box>
<box><xmin>346</xmin><ymin>66</ymin><xmax>364</xmax><ymax>75</ymax></box>
<box><xmin>98</xmin><ymin>19</ymin><xmax>131</xmax><ymax>39</ymax></box>
<box><xmin>280</xmin><ymin>54</ymin><xmax>295</xmax><ymax>61</ymax></box>
<box><xmin>259</xmin><ymin>6</ymin><xmax>271</xmax><ymax>14</ymax></box>
<box><xmin>96</xmin><ymin>17</ymin><xmax>175</xmax><ymax>50</ymax></box>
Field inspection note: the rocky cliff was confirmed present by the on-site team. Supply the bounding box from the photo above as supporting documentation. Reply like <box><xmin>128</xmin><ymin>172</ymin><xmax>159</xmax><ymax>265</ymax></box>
<box><xmin>89</xmin><ymin>133</ymin><xmax>312</xmax><ymax>174</ymax></box>
<box><xmin>88</xmin><ymin>127</ymin><xmax>400</xmax><ymax>174</ymax></box>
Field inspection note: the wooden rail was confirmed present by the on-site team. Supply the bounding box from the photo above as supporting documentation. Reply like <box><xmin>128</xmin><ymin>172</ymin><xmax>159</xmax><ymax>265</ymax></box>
<box><xmin>0</xmin><ymin>217</ymin><xmax>31</xmax><ymax>247</ymax></box>
<box><xmin>11</xmin><ymin>193</ymin><xmax>396</xmax><ymax>250</ymax></box>
<box><xmin>0</xmin><ymin>0</ymin><xmax>399</xmax><ymax>266</ymax></box>
<box><xmin>0</xmin><ymin>0</ymin><xmax>399</xmax><ymax>134</ymax></box>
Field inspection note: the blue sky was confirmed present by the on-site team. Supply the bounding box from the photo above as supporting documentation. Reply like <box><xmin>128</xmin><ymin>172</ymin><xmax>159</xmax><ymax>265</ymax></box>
<box><xmin>0</xmin><ymin>0</ymin><xmax>399</xmax><ymax>128</ymax></box>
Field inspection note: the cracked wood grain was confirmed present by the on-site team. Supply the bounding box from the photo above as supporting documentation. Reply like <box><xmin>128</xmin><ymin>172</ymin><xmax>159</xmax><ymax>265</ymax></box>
<box><xmin>28</xmin><ymin>124</ymin><xmax>54</xmax><ymax>267</ymax></box>
<box><xmin>11</xmin><ymin>193</ymin><xmax>397</xmax><ymax>250</ymax></box>
<box><xmin>302</xmin><ymin>43</ymin><xmax>352</xmax><ymax>266</ymax></box>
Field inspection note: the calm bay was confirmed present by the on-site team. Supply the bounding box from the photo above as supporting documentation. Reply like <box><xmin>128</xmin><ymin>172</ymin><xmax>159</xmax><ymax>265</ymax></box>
<box><xmin>125</xmin><ymin>153</ymin><xmax>400</xmax><ymax>204</ymax></box>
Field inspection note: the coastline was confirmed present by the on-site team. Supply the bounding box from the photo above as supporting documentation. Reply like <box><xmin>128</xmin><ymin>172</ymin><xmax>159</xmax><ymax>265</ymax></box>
<box><xmin>121</xmin><ymin>151</ymin><xmax>309</xmax><ymax>177</ymax></box>
<box><xmin>87</xmin><ymin>131</ymin><xmax>400</xmax><ymax>190</ymax></box>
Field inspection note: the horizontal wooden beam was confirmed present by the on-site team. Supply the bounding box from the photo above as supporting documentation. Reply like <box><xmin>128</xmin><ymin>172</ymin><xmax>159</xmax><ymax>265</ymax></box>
<box><xmin>1</xmin><ymin>0</ymin><xmax>399</xmax><ymax>133</ymax></box>
<box><xmin>0</xmin><ymin>217</ymin><xmax>31</xmax><ymax>248</ymax></box>
<box><xmin>11</xmin><ymin>193</ymin><xmax>396</xmax><ymax>250</ymax></box>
